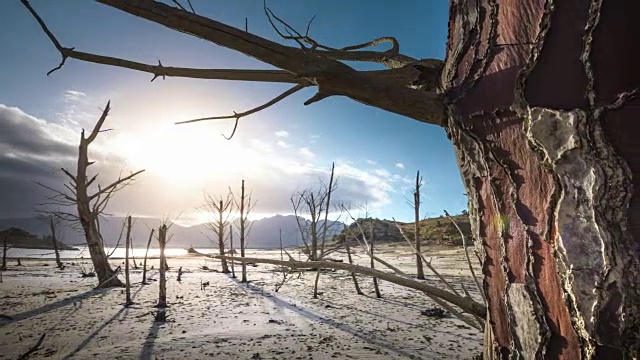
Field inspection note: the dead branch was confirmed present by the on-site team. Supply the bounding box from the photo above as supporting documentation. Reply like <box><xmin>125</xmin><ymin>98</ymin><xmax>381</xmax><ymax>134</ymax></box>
<box><xmin>214</xmin><ymin>255</ymin><xmax>486</xmax><ymax>318</ymax></box>
<box><xmin>392</xmin><ymin>218</ymin><xmax>462</xmax><ymax>297</ymax></box>
<box><xmin>176</xmin><ymin>83</ymin><xmax>307</xmax><ymax>139</ymax></box>
<box><xmin>444</xmin><ymin>210</ymin><xmax>486</xmax><ymax>305</ymax></box>
<box><xmin>23</xmin><ymin>0</ymin><xmax>446</xmax><ymax>126</ymax></box>
<box><xmin>264</xmin><ymin>5</ymin><xmax>415</xmax><ymax>69</ymax></box>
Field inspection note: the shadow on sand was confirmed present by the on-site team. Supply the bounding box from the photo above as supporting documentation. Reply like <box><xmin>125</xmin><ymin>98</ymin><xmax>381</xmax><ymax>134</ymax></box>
<box><xmin>229</xmin><ymin>276</ymin><xmax>424</xmax><ymax>359</ymax></box>
<box><xmin>2</xmin><ymin>288</ymin><xmax>110</xmax><ymax>325</ymax></box>
<box><xmin>61</xmin><ymin>278</ymin><xmax>152</xmax><ymax>360</ymax></box>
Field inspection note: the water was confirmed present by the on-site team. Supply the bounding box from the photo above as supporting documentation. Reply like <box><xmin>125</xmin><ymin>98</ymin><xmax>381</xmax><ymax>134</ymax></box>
<box><xmin>3</xmin><ymin>247</ymin><xmax>216</xmax><ymax>260</ymax></box>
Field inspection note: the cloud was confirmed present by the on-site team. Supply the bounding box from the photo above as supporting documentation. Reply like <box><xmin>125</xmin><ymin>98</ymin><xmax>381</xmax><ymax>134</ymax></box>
<box><xmin>366</xmin><ymin>159</ymin><xmax>377</xmax><ymax>165</ymax></box>
<box><xmin>0</xmin><ymin>103</ymin><xmax>132</xmax><ymax>218</ymax></box>
<box><xmin>395</xmin><ymin>162</ymin><xmax>405</xmax><ymax>169</ymax></box>
<box><xmin>298</xmin><ymin>147</ymin><xmax>315</xmax><ymax>158</ymax></box>
<box><xmin>63</xmin><ymin>90</ymin><xmax>87</xmax><ymax>102</ymax></box>
<box><xmin>276</xmin><ymin>140</ymin><xmax>290</xmax><ymax>148</ymax></box>
<box><xmin>275</xmin><ymin>130</ymin><xmax>289</xmax><ymax>138</ymax></box>
<box><xmin>0</xmin><ymin>102</ymin><xmax>401</xmax><ymax>224</ymax></box>
<box><xmin>374</xmin><ymin>169</ymin><xmax>391</xmax><ymax>177</ymax></box>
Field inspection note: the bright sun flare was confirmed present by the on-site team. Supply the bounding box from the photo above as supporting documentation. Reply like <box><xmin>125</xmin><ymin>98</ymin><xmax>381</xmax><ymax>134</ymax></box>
<box><xmin>113</xmin><ymin>123</ymin><xmax>250</xmax><ymax>186</ymax></box>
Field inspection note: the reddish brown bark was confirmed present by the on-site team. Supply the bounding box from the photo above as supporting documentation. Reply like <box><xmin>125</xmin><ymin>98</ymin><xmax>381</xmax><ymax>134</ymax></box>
<box><xmin>445</xmin><ymin>0</ymin><xmax>639</xmax><ymax>358</ymax></box>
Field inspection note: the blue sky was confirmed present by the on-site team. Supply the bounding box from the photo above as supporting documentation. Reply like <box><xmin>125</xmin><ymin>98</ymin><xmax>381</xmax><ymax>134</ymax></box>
<box><xmin>0</xmin><ymin>0</ymin><xmax>465</xmax><ymax>225</ymax></box>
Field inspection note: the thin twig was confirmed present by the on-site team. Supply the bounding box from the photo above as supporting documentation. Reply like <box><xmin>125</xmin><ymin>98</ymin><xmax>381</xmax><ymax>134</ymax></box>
<box><xmin>444</xmin><ymin>210</ymin><xmax>486</xmax><ymax>304</ymax></box>
<box><xmin>175</xmin><ymin>84</ymin><xmax>306</xmax><ymax>140</ymax></box>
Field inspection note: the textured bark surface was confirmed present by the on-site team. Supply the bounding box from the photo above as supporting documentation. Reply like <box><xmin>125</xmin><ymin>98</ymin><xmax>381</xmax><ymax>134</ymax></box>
<box><xmin>443</xmin><ymin>0</ymin><xmax>639</xmax><ymax>358</ymax></box>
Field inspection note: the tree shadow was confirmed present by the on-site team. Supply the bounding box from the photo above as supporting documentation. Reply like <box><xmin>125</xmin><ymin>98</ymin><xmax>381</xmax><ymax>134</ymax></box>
<box><xmin>2</xmin><ymin>288</ymin><xmax>109</xmax><ymax>325</ymax></box>
<box><xmin>138</xmin><ymin>310</ymin><xmax>165</xmax><ymax>360</ymax></box>
<box><xmin>60</xmin><ymin>282</ymin><xmax>148</xmax><ymax>359</ymax></box>
<box><xmin>231</xmin><ymin>277</ymin><xmax>426</xmax><ymax>359</ymax></box>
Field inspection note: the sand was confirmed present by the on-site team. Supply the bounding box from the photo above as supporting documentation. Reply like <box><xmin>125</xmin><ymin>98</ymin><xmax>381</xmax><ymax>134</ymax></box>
<box><xmin>0</xmin><ymin>246</ymin><xmax>483</xmax><ymax>359</ymax></box>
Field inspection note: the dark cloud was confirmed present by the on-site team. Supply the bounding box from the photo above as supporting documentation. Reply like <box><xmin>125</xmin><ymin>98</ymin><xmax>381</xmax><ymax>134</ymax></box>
<box><xmin>0</xmin><ymin>105</ymin><xmax>77</xmax><ymax>159</ymax></box>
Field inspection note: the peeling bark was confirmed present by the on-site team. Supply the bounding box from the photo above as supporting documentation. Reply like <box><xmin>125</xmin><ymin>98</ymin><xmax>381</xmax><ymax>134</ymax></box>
<box><xmin>445</xmin><ymin>0</ymin><xmax>639</xmax><ymax>358</ymax></box>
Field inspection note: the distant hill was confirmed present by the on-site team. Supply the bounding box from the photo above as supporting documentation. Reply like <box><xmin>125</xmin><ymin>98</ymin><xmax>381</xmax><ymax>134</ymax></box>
<box><xmin>0</xmin><ymin>227</ymin><xmax>76</xmax><ymax>250</ymax></box>
<box><xmin>0</xmin><ymin>215</ymin><xmax>344</xmax><ymax>250</ymax></box>
<box><xmin>331</xmin><ymin>214</ymin><xmax>471</xmax><ymax>247</ymax></box>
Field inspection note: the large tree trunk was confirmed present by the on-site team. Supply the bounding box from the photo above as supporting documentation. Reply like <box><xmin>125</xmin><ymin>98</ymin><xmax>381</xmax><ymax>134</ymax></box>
<box><xmin>76</xmin><ymin>132</ymin><xmax>122</xmax><ymax>288</ymax></box>
<box><xmin>444</xmin><ymin>1</ymin><xmax>639</xmax><ymax>358</ymax></box>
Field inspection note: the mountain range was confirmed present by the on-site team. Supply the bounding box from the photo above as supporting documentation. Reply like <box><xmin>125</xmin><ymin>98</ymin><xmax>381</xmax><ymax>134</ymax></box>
<box><xmin>0</xmin><ymin>215</ymin><xmax>344</xmax><ymax>249</ymax></box>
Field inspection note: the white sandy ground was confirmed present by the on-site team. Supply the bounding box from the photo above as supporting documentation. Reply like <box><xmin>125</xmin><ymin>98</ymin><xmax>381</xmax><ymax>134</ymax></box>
<box><xmin>0</xmin><ymin>245</ymin><xmax>484</xmax><ymax>360</ymax></box>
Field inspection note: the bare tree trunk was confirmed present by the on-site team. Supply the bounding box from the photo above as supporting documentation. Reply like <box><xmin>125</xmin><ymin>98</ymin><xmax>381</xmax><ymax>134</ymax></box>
<box><xmin>48</xmin><ymin>218</ymin><xmax>64</xmax><ymax>269</ymax></box>
<box><xmin>370</xmin><ymin>220</ymin><xmax>381</xmax><ymax>298</ymax></box>
<box><xmin>445</xmin><ymin>2</ymin><xmax>640</xmax><ymax>357</ymax></box>
<box><xmin>124</xmin><ymin>216</ymin><xmax>132</xmax><ymax>306</ymax></box>
<box><xmin>1</xmin><ymin>232</ymin><xmax>7</xmax><ymax>271</ymax></box>
<box><xmin>142</xmin><ymin>229</ymin><xmax>154</xmax><ymax>285</ymax></box>
<box><xmin>217</xmin><ymin>200</ymin><xmax>230</xmax><ymax>273</ymax></box>
<box><xmin>129</xmin><ymin>226</ymin><xmax>137</xmax><ymax>270</ymax></box>
<box><xmin>229</xmin><ymin>223</ymin><xmax>235</xmax><ymax>278</ymax></box>
<box><xmin>177</xmin><ymin>266</ymin><xmax>182</xmax><ymax>282</ymax></box>
<box><xmin>239</xmin><ymin>180</ymin><xmax>247</xmax><ymax>283</ymax></box>
<box><xmin>156</xmin><ymin>224</ymin><xmax>167</xmax><ymax>308</ymax></box>
<box><xmin>414</xmin><ymin>171</ymin><xmax>425</xmax><ymax>279</ymax></box>
<box><xmin>344</xmin><ymin>240</ymin><xmax>363</xmax><ymax>295</ymax></box>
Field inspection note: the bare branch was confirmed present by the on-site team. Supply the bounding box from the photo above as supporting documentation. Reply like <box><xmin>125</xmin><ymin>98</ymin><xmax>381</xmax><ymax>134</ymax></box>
<box><xmin>86</xmin><ymin>101</ymin><xmax>111</xmax><ymax>144</ymax></box>
<box><xmin>89</xmin><ymin>170</ymin><xmax>145</xmax><ymax>201</ymax></box>
<box><xmin>392</xmin><ymin>218</ymin><xmax>462</xmax><ymax>297</ymax></box>
<box><xmin>176</xmin><ymin>83</ymin><xmax>307</xmax><ymax>139</ymax></box>
<box><xmin>61</xmin><ymin>168</ymin><xmax>77</xmax><ymax>183</ymax></box>
<box><xmin>444</xmin><ymin>210</ymin><xmax>486</xmax><ymax>305</ymax></box>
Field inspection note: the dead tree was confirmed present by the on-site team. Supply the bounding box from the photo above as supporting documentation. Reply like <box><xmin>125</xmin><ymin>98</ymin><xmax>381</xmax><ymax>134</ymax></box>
<box><xmin>292</xmin><ymin>164</ymin><xmax>339</xmax><ymax>264</ymax></box>
<box><xmin>33</xmin><ymin>101</ymin><xmax>144</xmax><ymax>288</ymax></box>
<box><xmin>141</xmin><ymin>228</ymin><xmax>154</xmax><ymax>284</ymax></box>
<box><xmin>156</xmin><ymin>224</ymin><xmax>168</xmax><ymax>308</ymax></box>
<box><xmin>124</xmin><ymin>215</ymin><xmax>133</xmax><ymax>306</ymax></box>
<box><xmin>312</xmin><ymin>163</ymin><xmax>337</xmax><ymax>298</ymax></box>
<box><xmin>229</xmin><ymin>223</ymin><xmax>235</xmax><ymax>278</ymax></box>
<box><xmin>343</xmin><ymin>234</ymin><xmax>363</xmax><ymax>295</ymax></box>
<box><xmin>202</xmin><ymin>191</ymin><xmax>233</xmax><ymax>273</ymax></box>
<box><xmin>369</xmin><ymin>220</ymin><xmax>382</xmax><ymax>298</ymax></box>
<box><xmin>1</xmin><ymin>231</ymin><xmax>9</xmax><ymax>271</ymax></box>
<box><xmin>412</xmin><ymin>171</ymin><xmax>425</xmax><ymax>279</ymax></box>
<box><xmin>48</xmin><ymin>217</ymin><xmax>64</xmax><ymax>269</ymax></box>
<box><xmin>232</xmin><ymin>180</ymin><xmax>255</xmax><ymax>283</ymax></box>
<box><xmin>22</xmin><ymin>1</ymin><xmax>640</xmax><ymax>356</ymax></box>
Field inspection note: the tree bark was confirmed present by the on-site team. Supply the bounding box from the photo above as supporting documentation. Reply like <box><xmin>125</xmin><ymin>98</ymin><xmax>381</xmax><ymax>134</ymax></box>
<box><xmin>49</xmin><ymin>218</ymin><xmax>64</xmax><ymax>269</ymax></box>
<box><xmin>444</xmin><ymin>1</ymin><xmax>640</xmax><ymax>358</ymax></box>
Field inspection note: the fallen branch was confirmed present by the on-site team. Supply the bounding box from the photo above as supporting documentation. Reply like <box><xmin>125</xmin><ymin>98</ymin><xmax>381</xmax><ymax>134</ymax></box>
<box><xmin>212</xmin><ymin>254</ymin><xmax>486</xmax><ymax>318</ymax></box>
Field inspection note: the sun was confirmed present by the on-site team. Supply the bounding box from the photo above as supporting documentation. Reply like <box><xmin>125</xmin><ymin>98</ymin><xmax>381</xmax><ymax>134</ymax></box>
<box><xmin>112</xmin><ymin>122</ymin><xmax>250</xmax><ymax>186</ymax></box>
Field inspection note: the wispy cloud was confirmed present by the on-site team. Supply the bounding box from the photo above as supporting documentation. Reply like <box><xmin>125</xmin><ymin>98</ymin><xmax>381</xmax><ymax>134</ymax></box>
<box><xmin>366</xmin><ymin>159</ymin><xmax>377</xmax><ymax>165</ymax></box>
<box><xmin>276</xmin><ymin>140</ymin><xmax>290</xmax><ymax>148</ymax></box>
<box><xmin>374</xmin><ymin>168</ymin><xmax>390</xmax><ymax>177</ymax></box>
<box><xmin>275</xmin><ymin>130</ymin><xmax>289</xmax><ymax>138</ymax></box>
<box><xmin>299</xmin><ymin>147</ymin><xmax>315</xmax><ymax>158</ymax></box>
<box><xmin>395</xmin><ymin>162</ymin><xmax>405</xmax><ymax>169</ymax></box>
<box><xmin>63</xmin><ymin>90</ymin><xmax>87</xmax><ymax>102</ymax></box>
